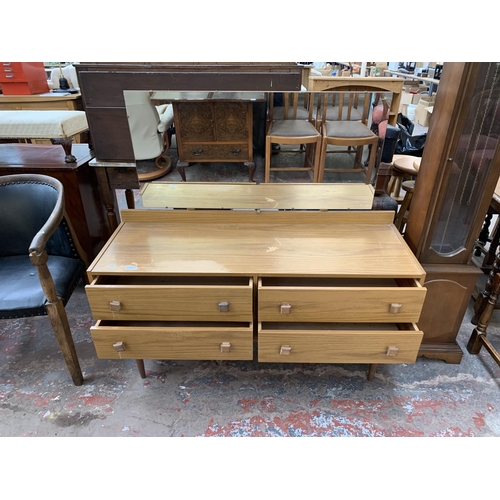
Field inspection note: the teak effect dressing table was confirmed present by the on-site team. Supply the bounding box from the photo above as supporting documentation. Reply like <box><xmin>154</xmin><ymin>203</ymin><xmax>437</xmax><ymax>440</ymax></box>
<box><xmin>85</xmin><ymin>189</ymin><xmax>427</xmax><ymax>380</ymax></box>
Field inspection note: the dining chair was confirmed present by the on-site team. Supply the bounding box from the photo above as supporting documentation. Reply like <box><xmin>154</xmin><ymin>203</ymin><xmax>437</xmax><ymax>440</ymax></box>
<box><xmin>0</xmin><ymin>174</ymin><xmax>88</xmax><ymax>385</ymax></box>
<box><xmin>316</xmin><ymin>90</ymin><xmax>379</xmax><ymax>184</ymax></box>
<box><xmin>265</xmin><ymin>92</ymin><xmax>322</xmax><ymax>183</ymax></box>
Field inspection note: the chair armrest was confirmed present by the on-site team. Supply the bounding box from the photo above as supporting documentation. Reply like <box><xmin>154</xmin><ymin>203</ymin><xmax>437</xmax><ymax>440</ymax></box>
<box><xmin>157</xmin><ymin>104</ymin><xmax>174</xmax><ymax>133</ymax></box>
<box><xmin>29</xmin><ymin>191</ymin><xmax>65</xmax><ymax>256</ymax></box>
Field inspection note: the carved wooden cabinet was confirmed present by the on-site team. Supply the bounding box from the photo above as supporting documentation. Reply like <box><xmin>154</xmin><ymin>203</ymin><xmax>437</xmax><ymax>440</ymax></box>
<box><xmin>405</xmin><ymin>62</ymin><xmax>500</xmax><ymax>363</ymax></box>
<box><xmin>85</xmin><ymin>209</ymin><xmax>427</xmax><ymax>380</ymax></box>
<box><xmin>151</xmin><ymin>92</ymin><xmax>265</xmax><ymax>182</ymax></box>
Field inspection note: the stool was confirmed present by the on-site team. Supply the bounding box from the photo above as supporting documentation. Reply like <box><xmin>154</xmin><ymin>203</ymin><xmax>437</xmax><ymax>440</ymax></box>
<box><xmin>388</xmin><ymin>155</ymin><xmax>420</xmax><ymax>202</ymax></box>
<box><xmin>394</xmin><ymin>180</ymin><xmax>415</xmax><ymax>232</ymax></box>
<box><xmin>0</xmin><ymin>110</ymin><xmax>89</xmax><ymax>163</ymax></box>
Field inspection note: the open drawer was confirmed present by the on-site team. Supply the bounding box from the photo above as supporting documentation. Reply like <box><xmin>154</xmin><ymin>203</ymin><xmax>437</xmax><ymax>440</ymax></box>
<box><xmin>258</xmin><ymin>277</ymin><xmax>426</xmax><ymax>323</ymax></box>
<box><xmin>91</xmin><ymin>320</ymin><xmax>254</xmax><ymax>360</ymax></box>
<box><xmin>258</xmin><ymin>322</ymin><xmax>423</xmax><ymax>364</ymax></box>
<box><xmin>86</xmin><ymin>276</ymin><xmax>253</xmax><ymax>322</ymax></box>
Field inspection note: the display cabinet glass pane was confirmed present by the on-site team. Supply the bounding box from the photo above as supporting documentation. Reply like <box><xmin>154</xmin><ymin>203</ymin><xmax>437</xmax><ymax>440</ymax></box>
<box><xmin>431</xmin><ymin>62</ymin><xmax>500</xmax><ymax>256</ymax></box>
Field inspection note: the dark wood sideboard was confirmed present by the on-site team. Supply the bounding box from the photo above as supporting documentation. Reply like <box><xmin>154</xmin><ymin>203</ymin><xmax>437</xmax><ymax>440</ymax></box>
<box><xmin>0</xmin><ymin>144</ymin><xmax>114</xmax><ymax>261</ymax></box>
<box><xmin>74</xmin><ymin>63</ymin><xmax>303</xmax><ymax>162</ymax></box>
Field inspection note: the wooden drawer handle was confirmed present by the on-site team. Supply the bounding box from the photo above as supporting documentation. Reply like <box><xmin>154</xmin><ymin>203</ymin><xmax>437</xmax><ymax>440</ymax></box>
<box><xmin>113</xmin><ymin>341</ymin><xmax>126</xmax><ymax>352</ymax></box>
<box><xmin>389</xmin><ymin>303</ymin><xmax>402</xmax><ymax>314</ymax></box>
<box><xmin>191</xmin><ymin>148</ymin><xmax>203</xmax><ymax>156</ymax></box>
<box><xmin>280</xmin><ymin>345</ymin><xmax>292</xmax><ymax>356</ymax></box>
<box><xmin>218</xmin><ymin>301</ymin><xmax>229</xmax><ymax>312</ymax></box>
<box><xmin>386</xmin><ymin>346</ymin><xmax>399</xmax><ymax>357</ymax></box>
<box><xmin>109</xmin><ymin>300</ymin><xmax>121</xmax><ymax>312</ymax></box>
<box><xmin>220</xmin><ymin>342</ymin><xmax>231</xmax><ymax>353</ymax></box>
<box><xmin>280</xmin><ymin>303</ymin><xmax>292</xmax><ymax>314</ymax></box>
<box><xmin>230</xmin><ymin>149</ymin><xmax>241</xmax><ymax>156</ymax></box>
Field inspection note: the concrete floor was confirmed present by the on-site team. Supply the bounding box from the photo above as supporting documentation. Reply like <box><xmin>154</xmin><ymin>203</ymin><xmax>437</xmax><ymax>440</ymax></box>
<box><xmin>2</xmin><ymin>147</ymin><xmax>500</xmax><ymax>438</ymax></box>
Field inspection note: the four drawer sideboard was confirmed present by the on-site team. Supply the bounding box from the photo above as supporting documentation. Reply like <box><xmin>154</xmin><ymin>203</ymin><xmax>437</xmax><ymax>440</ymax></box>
<box><xmin>85</xmin><ymin>209</ymin><xmax>427</xmax><ymax>380</ymax></box>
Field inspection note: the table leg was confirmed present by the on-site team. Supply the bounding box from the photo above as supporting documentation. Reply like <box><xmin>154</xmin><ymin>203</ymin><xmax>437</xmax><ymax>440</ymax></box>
<box><xmin>244</xmin><ymin>161</ymin><xmax>256</xmax><ymax>182</ymax></box>
<box><xmin>177</xmin><ymin>160</ymin><xmax>189</xmax><ymax>182</ymax></box>
<box><xmin>94</xmin><ymin>166</ymin><xmax>119</xmax><ymax>233</ymax></box>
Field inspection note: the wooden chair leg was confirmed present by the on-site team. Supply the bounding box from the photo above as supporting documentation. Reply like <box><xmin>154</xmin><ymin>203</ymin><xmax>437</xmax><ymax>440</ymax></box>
<box><xmin>313</xmin><ymin>138</ymin><xmax>322</xmax><ymax>182</ymax></box>
<box><xmin>45</xmin><ymin>299</ymin><xmax>84</xmax><ymax>386</ymax></box>
<box><xmin>364</xmin><ymin>140</ymin><xmax>377</xmax><ymax>185</ymax></box>
<box><xmin>395</xmin><ymin>189</ymin><xmax>413</xmax><ymax>232</ymax></box>
<box><xmin>318</xmin><ymin>138</ymin><xmax>328</xmax><ymax>183</ymax></box>
<box><xmin>265</xmin><ymin>136</ymin><xmax>272</xmax><ymax>183</ymax></box>
<box><xmin>472</xmin><ymin>254</ymin><xmax>500</xmax><ymax>325</ymax></box>
<box><xmin>467</xmin><ymin>272</ymin><xmax>500</xmax><ymax>364</ymax></box>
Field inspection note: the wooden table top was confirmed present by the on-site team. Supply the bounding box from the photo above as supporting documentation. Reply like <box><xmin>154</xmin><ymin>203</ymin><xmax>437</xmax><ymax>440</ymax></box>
<box><xmin>0</xmin><ymin>143</ymin><xmax>93</xmax><ymax>169</ymax></box>
<box><xmin>383</xmin><ymin>70</ymin><xmax>440</xmax><ymax>85</ymax></box>
<box><xmin>88</xmin><ymin>210</ymin><xmax>425</xmax><ymax>280</ymax></box>
<box><xmin>150</xmin><ymin>91</ymin><xmax>266</xmax><ymax>103</ymax></box>
<box><xmin>0</xmin><ymin>92</ymin><xmax>82</xmax><ymax>103</ymax></box>
<box><xmin>141</xmin><ymin>182</ymin><xmax>375</xmax><ymax>210</ymax></box>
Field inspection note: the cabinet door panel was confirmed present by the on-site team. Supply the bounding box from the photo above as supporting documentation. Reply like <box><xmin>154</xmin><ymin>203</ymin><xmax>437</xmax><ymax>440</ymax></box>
<box><xmin>176</xmin><ymin>102</ymin><xmax>215</xmax><ymax>142</ymax></box>
<box><xmin>215</xmin><ymin>102</ymin><xmax>249</xmax><ymax>142</ymax></box>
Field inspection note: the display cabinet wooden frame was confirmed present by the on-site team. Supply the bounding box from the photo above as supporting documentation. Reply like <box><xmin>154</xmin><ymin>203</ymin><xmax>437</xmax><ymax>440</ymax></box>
<box><xmin>405</xmin><ymin>62</ymin><xmax>500</xmax><ymax>363</ymax></box>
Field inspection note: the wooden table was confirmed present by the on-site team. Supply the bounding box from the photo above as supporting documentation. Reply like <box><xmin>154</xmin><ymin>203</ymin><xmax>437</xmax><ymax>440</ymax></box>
<box><xmin>141</xmin><ymin>182</ymin><xmax>375</xmax><ymax>210</ymax></box>
<box><xmin>307</xmin><ymin>77</ymin><xmax>404</xmax><ymax>127</ymax></box>
<box><xmin>85</xmin><ymin>209</ymin><xmax>426</xmax><ymax>381</ymax></box>
<box><xmin>150</xmin><ymin>92</ymin><xmax>266</xmax><ymax>182</ymax></box>
<box><xmin>0</xmin><ymin>143</ymin><xmax>111</xmax><ymax>260</ymax></box>
<box><xmin>383</xmin><ymin>70</ymin><xmax>440</xmax><ymax>95</ymax></box>
<box><xmin>0</xmin><ymin>92</ymin><xmax>83</xmax><ymax>111</ymax></box>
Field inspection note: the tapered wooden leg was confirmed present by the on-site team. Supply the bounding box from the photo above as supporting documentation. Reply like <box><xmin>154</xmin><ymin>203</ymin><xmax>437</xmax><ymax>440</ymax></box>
<box><xmin>265</xmin><ymin>136</ymin><xmax>272</xmax><ymax>183</ymax></box>
<box><xmin>244</xmin><ymin>161</ymin><xmax>256</xmax><ymax>182</ymax></box>
<box><xmin>472</xmin><ymin>252</ymin><xmax>500</xmax><ymax>324</ymax></box>
<box><xmin>45</xmin><ymin>300</ymin><xmax>84</xmax><ymax>386</ymax></box>
<box><xmin>313</xmin><ymin>138</ymin><xmax>321</xmax><ymax>182</ymax></box>
<box><xmin>367</xmin><ymin>364</ymin><xmax>377</xmax><ymax>381</ymax></box>
<box><xmin>177</xmin><ymin>160</ymin><xmax>189</xmax><ymax>182</ymax></box>
<box><xmin>468</xmin><ymin>272</ymin><xmax>500</xmax><ymax>356</ymax></box>
<box><xmin>318</xmin><ymin>136</ymin><xmax>328</xmax><ymax>183</ymax></box>
<box><xmin>135</xmin><ymin>359</ymin><xmax>147</xmax><ymax>378</ymax></box>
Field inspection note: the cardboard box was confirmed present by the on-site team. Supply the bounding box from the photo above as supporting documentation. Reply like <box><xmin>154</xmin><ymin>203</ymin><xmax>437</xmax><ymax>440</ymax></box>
<box><xmin>399</xmin><ymin>91</ymin><xmax>422</xmax><ymax>115</ymax></box>
<box><xmin>415</xmin><ymin>96</ymin><xmax>435</xmax><ymax>126</ymax></box>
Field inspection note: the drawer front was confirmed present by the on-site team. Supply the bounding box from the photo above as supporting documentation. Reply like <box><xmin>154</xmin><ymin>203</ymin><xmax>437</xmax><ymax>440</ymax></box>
<box><xmin>258</xmin><ymin>282</ymin><xmax>426</xmax><ymax>323</ymax></box>
<box><xmin>0</xmin><ymin>62</ymin><xmax>29</xmax><ymax>82</ymax></box>
<box><xmin>179</xmin><ymin>143</ymin><xmax>250</xmax><ymax>162</ymax></box>
<box><xmin>86</xmin><ymin>283</ymin><xmax>253</xmax><ymax>321</ymax></box>
<box><xmin>258</xmin><ymin>324</ymin><xmax>423</xmax><ymax>364</ymax></box>
<box><xmin>91</xmin><ymin>322</ymin><xmax>253</xmax><ymax>360</ymax></box>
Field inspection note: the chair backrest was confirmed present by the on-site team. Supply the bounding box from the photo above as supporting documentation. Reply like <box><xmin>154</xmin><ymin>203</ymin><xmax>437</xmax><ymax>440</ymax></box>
<box><xmin>316</xmin><ymin>91</ymin><xmax>370</xmax><ymax>124</ymax></box>
<box><xmin>267</xmin><ymin>92</ymin><xmax>315</xmax><ymax>122</ymax></box>
<box><xmin>0</xmin><ymin>174</ymin><xmax>79</xmax><ymax>260</ymax></box>
<box><xmin>124</xmin><ymin>90</ymin><xmax>164</xmax><ymax>161</ymax></box>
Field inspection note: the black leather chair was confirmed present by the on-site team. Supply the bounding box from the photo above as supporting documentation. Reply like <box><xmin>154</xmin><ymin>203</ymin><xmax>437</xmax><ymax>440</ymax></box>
<box><xmin>0</xmin><ymin>174</ymin><xmax>87</xmax><ymax>385</ymax></box>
